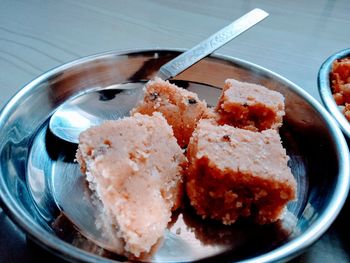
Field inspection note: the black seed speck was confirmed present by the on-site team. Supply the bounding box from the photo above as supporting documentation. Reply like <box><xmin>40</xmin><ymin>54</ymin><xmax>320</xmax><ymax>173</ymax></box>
<box><xmin>149</xmin><ymin>92</ymin><xmax>159</xmax><ymax>101</ymax></box>
<box><xmin>188</xmin><ymin>98</ymin><xmax>197</xmax><ymax>104</ymax></box>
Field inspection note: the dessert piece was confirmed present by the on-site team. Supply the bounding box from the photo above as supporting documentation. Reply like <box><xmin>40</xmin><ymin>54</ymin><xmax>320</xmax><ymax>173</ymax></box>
<box><xmin>186</xmin><ymin>119</ymin><xmax>296</xmax><ymax>225</ymax></box>
<box><xmin>76</xmin><ymin>112</ymin><xmax>186</xmax><ymax>256</ymax></box>
<box><xmin>131</xmin><ymin>77</ymin><xmax>209</xmax><ymax>148</ymax></box>
<box><xmin>330</xmin><ymin>57</ymin><xmax>350</xmax><ymax>120</ymax></box>
<box><xmin>215</xmin><ymin>79</ymin><xmax>285</xmax><ymax>131</ymax></box>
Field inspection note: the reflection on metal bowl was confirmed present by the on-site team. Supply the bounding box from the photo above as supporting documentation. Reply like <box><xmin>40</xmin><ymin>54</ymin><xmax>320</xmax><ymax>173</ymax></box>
<box><xmin>0</xmin><ymin>49</ymin><xmax>349</xmax><ymax>263</ymax></box>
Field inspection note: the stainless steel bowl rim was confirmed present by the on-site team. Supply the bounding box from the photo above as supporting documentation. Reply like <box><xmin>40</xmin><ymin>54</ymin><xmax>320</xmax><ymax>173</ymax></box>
<box><xmin>0</xmin><ymin>48</ymin><xmax>349</xmax><ymax>263</ymax></box>
<box><xmin>318</xmin><ymin>48</ymin><xmax>350</xmax><ymax>138</ymax></box>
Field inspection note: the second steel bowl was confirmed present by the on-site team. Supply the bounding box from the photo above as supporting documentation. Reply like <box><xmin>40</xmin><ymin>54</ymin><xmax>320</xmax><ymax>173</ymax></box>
<box><xmin>318</xmin><ymin>48</ymin><xmax>350</xmax><ymax>138</ymax></box>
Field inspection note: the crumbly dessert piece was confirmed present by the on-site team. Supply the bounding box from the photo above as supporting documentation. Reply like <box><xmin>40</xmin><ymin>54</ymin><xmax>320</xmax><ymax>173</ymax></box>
<box><xmin>215</xmin><ymin>79</ymin><xmax>285</xmax><ymax>131</ymax></box>
<box><xmin>131</xmin><ymin>77</ymin><xmax>209</xmax><ymax>148</ymax></box>
<box><xmin>330</xmin><ymin>57</ymin><xmax>350</xmax><ymax>121</ymax></box>
<box><xmin>186</xmin><ymin>119</ymin><xmax>296</xmax><ymax>225</ymax></box>
<box><xmin>76</xmin><ymin>112</ymin><xmax>186</xmax><ymax>256</ymax></box>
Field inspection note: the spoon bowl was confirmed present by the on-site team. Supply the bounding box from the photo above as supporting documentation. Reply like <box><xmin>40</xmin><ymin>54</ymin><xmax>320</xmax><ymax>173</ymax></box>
<box><xmin>49</xmin><ymin>82</ymin><xmax>145</xmax><ymax>143</ymax></box>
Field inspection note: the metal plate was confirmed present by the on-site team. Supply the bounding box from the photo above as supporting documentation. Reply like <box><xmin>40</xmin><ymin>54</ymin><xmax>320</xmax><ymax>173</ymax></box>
<box><xmin>0</xmin><ymin>50</ymin><xmax>348</xmax><ymax>263</ymax></box>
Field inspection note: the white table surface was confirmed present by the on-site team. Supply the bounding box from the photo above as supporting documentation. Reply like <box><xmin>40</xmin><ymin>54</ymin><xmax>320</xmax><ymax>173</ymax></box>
<box><xmin>0</xmin><ymin>0</ymin><xmax>350</xmax><ymax>262</ymax></box>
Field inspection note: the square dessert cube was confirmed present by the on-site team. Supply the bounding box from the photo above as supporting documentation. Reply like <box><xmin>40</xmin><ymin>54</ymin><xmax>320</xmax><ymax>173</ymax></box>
<box><xmin>76</xmin><ymin>112</ymin><xmax>186</xmax><ymax>256</ymax></box>
<box><xmin>186</xmin><ymin>120</ymin><xmax>296</xmax><ymax>225</ymax></box>
<box><xmin>215</xmin><ymin>79</ymin><xmax>285</xmax><ymax>131</ymax></box>
<box><xmin>131</xmin><ymin>77</ymin><xmax>209</xmax><ymax>148</ymax></box>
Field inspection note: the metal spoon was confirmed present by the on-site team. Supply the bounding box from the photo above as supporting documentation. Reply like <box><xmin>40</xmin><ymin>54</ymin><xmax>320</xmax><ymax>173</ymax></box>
<box><xmin>49</xmin><ymin>8</ymin><xmax>269</xmax><ymax>144</ymax></box>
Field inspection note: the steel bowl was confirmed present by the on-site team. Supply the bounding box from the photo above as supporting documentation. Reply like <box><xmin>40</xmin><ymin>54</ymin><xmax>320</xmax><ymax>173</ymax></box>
<box><xmin>0</xmin><ymin>49</ymin><xmax>349</xmax><ymax>263</ymax></box>
<box><xmin>318</xmin><ymin>48</ymin><xmax>350</xmax><ymax>138</ymax></box>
